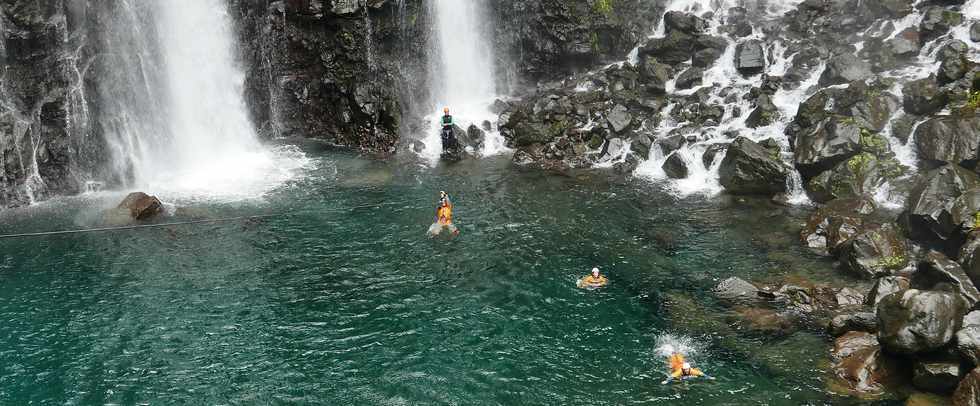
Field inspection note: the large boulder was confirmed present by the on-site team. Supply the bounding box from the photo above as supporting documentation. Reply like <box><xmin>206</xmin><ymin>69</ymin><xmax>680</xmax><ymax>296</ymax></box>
<box><xmin>953</xmin><ymin>367</ymin><xmax>980</xmax><ymax>406</ymax></box>
<box><xmin>972</xmin><ymin>22</ymin><xmax>980</xmax><ymax>43</ymax></box>
<box><xmin>117</xmin><ymin>192</ymin><xmax>164</xmax><ymax>220</ymax></box>
<box><xmin>914</xmin><ymin>115</ymin><xmax>980</xmax><ymax>167</ymax></box>
<box><xmin>675</xmin><ymin>66</ymin><xmax>704</xmax><ymax>90</ymax></box>
<box><xmin>877</xmin><ymin>289</ymin><xmax>968</xmax><ymax>355</ymax></box>
<box><xmin>734</xmin><ymin>40</ymin><xmax>766</xmax><ymax>76</ymax></box>
<box><xmin>719</xmin><ymin>137</ymin><xmax>789</xmax><ymax>195</ymax></box>
<box><xmin>902</xmin><ymin>164</ymin><xmax>980</xmax><ymax>245</ymax></box>
<box><xmin>638</xmin><ymin>30</ymin><xmax>696</xmax><ymax>66</ymax></box>
<box><xmin>819</xmin><ymin>54</ymin><xmax>873</xmax><ymax>86</ymax></box>
<box><xmin>913</xmin><ymin>251</ymin><xmax>980</xmax><ymax>306</ymax></box>
<box><xmin>903</xmin><ymin>77</ymin><xmax>949</xmax><ymax>116</ymax></box>
<box><xmin>838</xmin><ymin>223</ymin><xmax>909</xmax><ymax>279</ymax></box>
<box><xmin>958</xmin><ymin>311</ymin><xmax>980</xmax><ymax>367</ymax></box>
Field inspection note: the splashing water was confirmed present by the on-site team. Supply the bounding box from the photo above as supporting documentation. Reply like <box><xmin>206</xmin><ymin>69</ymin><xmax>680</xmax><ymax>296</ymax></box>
<box><xmin>92</xmin><ymin>0</ymin><xmax>309</xmax><ymax>204</ymax></box>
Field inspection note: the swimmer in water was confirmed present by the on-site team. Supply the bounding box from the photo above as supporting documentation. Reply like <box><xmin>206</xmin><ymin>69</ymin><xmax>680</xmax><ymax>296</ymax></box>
<box><xmin>577</xmin><ymin>267</ymin><xmax>608</xmax><ymax>289</ymax></box>
<box><xmin>662</xmin><ymin>352</ymin><xmax>712</xmax><ymax>383</ymax></box>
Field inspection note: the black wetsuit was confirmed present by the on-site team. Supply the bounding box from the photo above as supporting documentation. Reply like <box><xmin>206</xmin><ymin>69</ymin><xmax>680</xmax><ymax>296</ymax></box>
<box><xmin>441</xmin><ymin>114</ymin><xmax>457</xmax><ymax>151</ymax></box>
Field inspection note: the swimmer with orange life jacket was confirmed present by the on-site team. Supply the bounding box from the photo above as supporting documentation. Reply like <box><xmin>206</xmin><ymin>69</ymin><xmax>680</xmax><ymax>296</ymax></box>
<box><xmin>662</xmin><ymin>352</ymin><xmax>713</xmax><ymax>384</ymax></box>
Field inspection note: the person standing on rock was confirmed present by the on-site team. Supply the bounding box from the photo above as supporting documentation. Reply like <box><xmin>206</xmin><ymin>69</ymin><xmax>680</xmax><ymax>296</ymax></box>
<box><xmin>440</xmin><ymin>107</ymin><xmax>458</xmax><ymax>152</ymax></box>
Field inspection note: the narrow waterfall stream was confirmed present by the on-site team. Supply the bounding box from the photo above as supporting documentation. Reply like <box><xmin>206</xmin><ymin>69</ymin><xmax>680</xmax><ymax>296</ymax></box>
<box><xmin>419</xmin><ymin>0</ymin><xmax>508</xmax><ymax>164</ymax></box>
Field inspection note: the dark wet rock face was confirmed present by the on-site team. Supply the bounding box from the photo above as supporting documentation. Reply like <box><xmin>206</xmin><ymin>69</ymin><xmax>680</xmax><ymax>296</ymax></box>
<box><xmin>231</xmin><ymin>0</ymin><xmax>414</xmax><ymax>153</ymax></box>
<box><xmin>490</xmin><ymin>0</ymin><xmax>658</xmax><ymax>82</ymax></box>
<box><xmin>734</xmin><ymin>40</ymin><xmax>766</xmax><ymax>76</ymax></box>
<box><xmin>903</xmin><ymin>78</ymin><xmax>949</xmax><ymax>116</ymax></box>
<box><xmin>719</xmin><ymin>137</ymin><xmax>789</xmax><ymax>196</ymax></box>
<box><xmin>876</xmin><ymin>289</ymin><xmax>967</xmax><ymax>355</ymax></box>
<box><xmin>829</xmin><ymin>312</ymin><xmax>878</xmax><ymax>337</ymax></box>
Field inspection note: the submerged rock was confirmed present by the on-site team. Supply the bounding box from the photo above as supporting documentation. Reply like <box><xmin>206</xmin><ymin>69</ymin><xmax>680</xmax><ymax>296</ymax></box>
<box><xmin>117</xmin><ymin>192</ymin><xmax>164</xmax><ymax>220</ymax></box>
<box><xmin>713</xmin><ymin>276</ymin><xmax>762</xmax><ymax>304</ymax></box>
<box><xmin>719</xmin><ymin>137</ymin><xmax>789</xmax><ymax>196</ymax></box>
<box><xmin>877</xmin><ymin>289</ymin><xmax>967</xmax><ymax>355</ymax></box>
<box><xmin>953</xmin><ymin>367</ymin><xmax>980</xmax><ymax>406</ymax></box>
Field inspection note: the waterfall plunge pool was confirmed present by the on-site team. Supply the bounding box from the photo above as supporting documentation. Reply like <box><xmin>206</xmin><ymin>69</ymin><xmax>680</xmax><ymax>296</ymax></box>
<box><xmin>0</xmin><ymin>146</ymin><xmax>868</xmax><ymax>404</ymax></box>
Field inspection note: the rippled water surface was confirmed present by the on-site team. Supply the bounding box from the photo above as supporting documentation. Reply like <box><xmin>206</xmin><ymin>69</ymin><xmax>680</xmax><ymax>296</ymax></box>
<box><xmin>1</xmin><ymin>148</ymin><xmax>864</xmax><ymax>404</ymax></box>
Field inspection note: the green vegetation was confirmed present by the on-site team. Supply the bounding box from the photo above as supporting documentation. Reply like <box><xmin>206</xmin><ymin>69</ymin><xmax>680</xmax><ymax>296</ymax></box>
<box><xmin>846</xmin><ymin>152</ymin><xmax>874</xmax><ymax>175</ymax></box>
<box><xmin>973</xmin><ymin>210</ymin><xmax>980</xmax><ymax>229</ymax></box>
<box><xmin>859</xmin><ymin>128</ymin><xmax>889</xmax><ymax>156</ymax></box>
<box><xmin>875</xmin><ymin>255</ymin><xmax>906</xmax><ymax>271</ymax></box>
<box><xmin>966</xmin><ymin>90</ymin><xmax>980</xmax><ymax>110</ymax></box>
<box><xmin>593</xmin><ymin>0</ymin><xmax>614</xmax><ymax>16</ymax></box>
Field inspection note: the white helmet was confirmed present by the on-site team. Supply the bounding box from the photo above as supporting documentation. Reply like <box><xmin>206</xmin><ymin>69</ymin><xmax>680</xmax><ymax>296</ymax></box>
<box><xmin>682</xmin><ymin>362</ymin><xmax>691</xmax><ymax>370</ymax></box>
<box><xmin>592</xmin><ymin>267</ymin><xmax>600</xmax><ymax>275</ymax></box>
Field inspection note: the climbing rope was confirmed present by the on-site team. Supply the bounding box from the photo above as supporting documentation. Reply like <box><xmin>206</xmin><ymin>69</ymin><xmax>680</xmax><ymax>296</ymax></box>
<box><xmin>0</xmin><ymin>202</ymin><xmax>404</xmax><ymax>240</ymax></box>
<box><xmin>0</xmin><ymin>214</ymin><xmax>284</xmax><ymax>240</ymax></box>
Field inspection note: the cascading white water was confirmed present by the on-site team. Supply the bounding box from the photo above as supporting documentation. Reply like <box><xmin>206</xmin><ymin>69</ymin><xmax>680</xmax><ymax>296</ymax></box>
<box><xmin>103</xmin><ymin>0</ymin><xmax>308</xmax><ymax>203</ymax></box>
<box><xmin>420</xmin><ymin>0</ymin><xmax>508</xmax><ymax>164</ymax></box>
<box><xmin>634</xmin><ymin>0</ymin><xmax>816</xmax><ymax>200</ymax></box>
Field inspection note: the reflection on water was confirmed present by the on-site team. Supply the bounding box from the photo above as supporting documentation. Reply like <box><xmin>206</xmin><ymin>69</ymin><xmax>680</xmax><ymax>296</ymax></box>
<box><xmin>0</xmin><ymin>148</ymin><xmax>858</xmax><ymax>404</ymax></box>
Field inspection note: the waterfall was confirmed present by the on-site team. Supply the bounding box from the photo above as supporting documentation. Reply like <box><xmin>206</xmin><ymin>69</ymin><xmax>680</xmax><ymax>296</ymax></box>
<box><xmin>419</xmin><ymin>0</ymin><xmax>507</xmax><ymax>164</ymax></box>
<box><xmin>96</xmin><ymin>0</ymin><xmax>308</xmax><ymax>203</ymax></box>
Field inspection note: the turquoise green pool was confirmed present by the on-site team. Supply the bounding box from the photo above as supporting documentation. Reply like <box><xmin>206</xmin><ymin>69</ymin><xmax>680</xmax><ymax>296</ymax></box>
<box><xmin>0</xmin><ymin>146</ymin><xmax>867</xmax><ymax>404</ymax></box>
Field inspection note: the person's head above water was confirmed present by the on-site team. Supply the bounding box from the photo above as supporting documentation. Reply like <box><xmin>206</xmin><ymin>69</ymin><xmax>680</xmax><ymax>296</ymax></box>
<box><xmin>681</xmin><ymin>362</ymin><xmax>691</xmax><ymax>372</ymax></box>
<box><xmin>443</xmin><ymin>107</ymin><xmax>450</xmax><ymax>114</ymax></box>
<box><xmin>591</xmin><ymin>267</ymin><xmax>600</xmax><ymax>277</ymax></box>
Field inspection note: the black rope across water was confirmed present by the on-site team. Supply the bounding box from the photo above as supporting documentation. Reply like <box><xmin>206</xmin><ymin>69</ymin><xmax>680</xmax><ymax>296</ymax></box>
<box><xmin>0</xmin><ymin>202</ymin><xmax>404</xmax><ymax>240</ymax></box>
